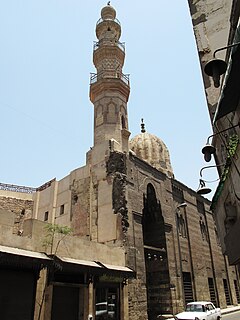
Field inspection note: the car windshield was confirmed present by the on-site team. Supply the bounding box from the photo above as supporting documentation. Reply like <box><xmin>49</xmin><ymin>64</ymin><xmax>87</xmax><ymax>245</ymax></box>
<box><xmin>186</xmin><ymin>304</ymin><xmax>204</xmax><ymax>312</ymax></box>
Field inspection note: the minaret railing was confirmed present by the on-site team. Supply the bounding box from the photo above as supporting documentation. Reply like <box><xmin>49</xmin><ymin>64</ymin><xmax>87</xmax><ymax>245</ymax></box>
<box><xmin>96</xmin><ymin>17</ymin><xmax>121</xmax><ymax>26</ymax></box>
<box><xmin>90</xmin><ymin>71</ymin><xmax>130</xmax><ymax>85</ymax></box>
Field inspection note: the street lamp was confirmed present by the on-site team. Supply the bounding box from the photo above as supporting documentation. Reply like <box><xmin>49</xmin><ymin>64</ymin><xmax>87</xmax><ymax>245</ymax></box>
<box><xmin>196</xmin><ymin>179</ymin><xmax>212</xmax><ymax>195</ymax></box>
<box><xmin>204</xmin><ymin>42</ymin><xmax>240</xmax><ymax>88</ymax></box>
<box><xmin>177</xmin><ymin>202</ymin><xmax>187</xmax><ymax>209</ymax></box>
<box><xmin>196</xmin><ymin>165</ymin><xmax>223</xmax><ymax>195</ymax></box>
<box><xmin>201</xmin><ymin>122</ymin><xmax>240</xmax><ymax>162</ymax></box>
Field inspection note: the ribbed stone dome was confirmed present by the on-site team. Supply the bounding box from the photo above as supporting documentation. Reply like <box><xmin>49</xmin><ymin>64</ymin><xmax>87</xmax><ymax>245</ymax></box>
<box><xmin>101</xmin><ymin>5</ymin><xmax>116</xmax><ymax>20</ymax></box>
<box><xmin>130</xmin><ymin>131</ymin><xmax>174</xmax><ymax>178</ymax></box>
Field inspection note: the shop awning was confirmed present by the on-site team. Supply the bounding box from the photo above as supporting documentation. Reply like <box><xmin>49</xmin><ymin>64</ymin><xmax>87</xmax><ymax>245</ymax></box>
<box><xmin>55</xmin><ymin>256</ymin><xmax>135</xmax><ymax>278</ymax></box>
<box><xmin>98</xmin><ymin>262</ymin><xmax>134</xmax><ymax>273</ymax></box>
<box><xmin>0</xmin><ymin>245</ymin><xmax>51</xmax><ymax>260</ymax></box>
<box><xmin>0</xmin><ymin>246</ymin><xmax>134</xmax><ymax>279</ymax></box>
<box><xmin>0</xmin><ymin>244</ymin><xmax>51</xmax><ymax>270</ymax></box>
<box><xmin>59</xmin><ymin>256</ymin><xmax>102</xmax><ymax>268</ymax></box>
<box><xmin>96</xmin><ymin>261</ymin><xmax>135</xmax><ymax>278</ymax></box>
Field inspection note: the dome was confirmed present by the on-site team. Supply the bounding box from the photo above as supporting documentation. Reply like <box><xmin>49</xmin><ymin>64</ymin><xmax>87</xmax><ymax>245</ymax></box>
<box><xmin>130</xmin><ymin>131</ymin><xmax>174</xmax><ymax>178</ymax></box>
<box><xmin>101</xmin><ymin>5</ymin><xmax>116</xmax><ymax>20</ymax></box>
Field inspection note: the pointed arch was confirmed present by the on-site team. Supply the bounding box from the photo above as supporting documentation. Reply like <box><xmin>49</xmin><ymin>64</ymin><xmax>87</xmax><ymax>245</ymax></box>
<box><xmin>139</xmin><ymin>177</ymin><xmax>161</xmax><ymax>200</ymax></box>
<box><xmin>142</xmin><ymin>183</ymin><xmax>171</xmax><ymax>318</ymax></box>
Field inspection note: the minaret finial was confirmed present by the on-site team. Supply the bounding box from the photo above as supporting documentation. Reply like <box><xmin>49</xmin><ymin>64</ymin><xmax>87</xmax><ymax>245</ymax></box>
<box><xmin>107</xmin><ymin>1</ymin><xmax>111</xmax><ymax>5</ymax></box>
<box><xmin>141</xmin><ymin>118</ymin><xmax>146</xmax><ymax>133</ymax></box>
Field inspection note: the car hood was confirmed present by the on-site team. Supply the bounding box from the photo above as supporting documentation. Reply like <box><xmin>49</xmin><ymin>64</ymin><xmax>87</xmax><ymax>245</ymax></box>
<box><xmin>176</xmin><ymin>311</ymin><xmax>205</xmax><ymax>319</ymax></box>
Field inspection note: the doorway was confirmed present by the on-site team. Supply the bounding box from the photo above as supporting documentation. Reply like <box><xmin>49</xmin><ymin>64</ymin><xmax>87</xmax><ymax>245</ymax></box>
<box><xmin>0</xmin><ymin>268</ymin><xmax>37</xmax><ymax>320</ymax></box>
<box><xmin>51</xmin><ymin>285</ymin><xmax>83</xmax><ymax>320</ymax></box>
<box><xmin>95</xmin><ymin>283</ymin><xmax>120</xmax><ymax>320</ymax></box>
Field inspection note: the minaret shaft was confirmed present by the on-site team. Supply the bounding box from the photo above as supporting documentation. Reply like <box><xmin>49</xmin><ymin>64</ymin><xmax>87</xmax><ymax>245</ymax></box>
<box><xmin>89</xmin><ymin>5</ymin><xmax>130</xmax><ymax>154</ymax></box>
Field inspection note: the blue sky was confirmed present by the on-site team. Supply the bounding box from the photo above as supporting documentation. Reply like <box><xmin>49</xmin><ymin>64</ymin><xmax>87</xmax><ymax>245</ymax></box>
<box><xmin>0</xmin><ymin>1</ymin><xmax>217</xmax><ymax>197</ymax></box>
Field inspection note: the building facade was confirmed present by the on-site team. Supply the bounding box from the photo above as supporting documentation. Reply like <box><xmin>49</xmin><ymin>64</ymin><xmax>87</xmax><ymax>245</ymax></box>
<box><xmin>0</xmin><ymin>4</ymin><xmax>240</xmax><ymax>320</ymax></box>
<box><xmin>188</xmin><ymin>0</ymin><xmax>240</xmax><ymax>266</ymax></box>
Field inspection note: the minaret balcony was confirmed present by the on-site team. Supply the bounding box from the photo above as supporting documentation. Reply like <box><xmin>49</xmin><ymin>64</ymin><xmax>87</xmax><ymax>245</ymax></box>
<box><xmin>93</xmin><ymin>40</ymin><xmax>125</xmax><ymax>52</ymax></box>
<box><xmin>96</xmin><ymin>17</ymin><xmax>121</xmax><ymax>26</ymax></box>
<box><xmin>90</xmin><ymin>71</ymin><xmax>130</xmax><ymax>86</ymax></box>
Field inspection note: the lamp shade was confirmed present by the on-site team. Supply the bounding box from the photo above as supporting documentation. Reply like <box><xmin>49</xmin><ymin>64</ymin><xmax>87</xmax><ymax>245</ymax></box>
<box><xmin>196</xmin><ymin>179</ymin><xmax>212</xmax><ymax>195</ymax></box>
<box><xmin>204</xmin><ymin>58</ymin><xmax>227</xmax><ymax>88</ymax></box>
<box><xmin>196</xmin><ymin>185</ymin><xmax>212</xmax><ymax>195</ymax></box>
<box><xmin>202</xmin><ymin>144</ymin><xmax>216</xmax><ymax>162</ymax></box>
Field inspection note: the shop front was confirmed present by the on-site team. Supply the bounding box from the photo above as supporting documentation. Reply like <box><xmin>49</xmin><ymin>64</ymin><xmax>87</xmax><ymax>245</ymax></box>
<box><xmin>0</xmin><ymin>245</ymin><xmax>51</xmax><ymax>320</ymax></box>
<box><xmin>46</xmin><ymin>257</ymin><xmax>134</xmax><ymax>320</ymax></box>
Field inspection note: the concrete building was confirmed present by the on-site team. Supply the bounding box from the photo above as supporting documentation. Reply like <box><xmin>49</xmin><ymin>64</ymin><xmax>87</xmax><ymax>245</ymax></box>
<box><xmin>0</xmin><ymin>4</ymin><xmax>240</xmax><ymax>320</ymax></box>
<box><xmin>188</xmin><ymin>0</ymin><xmax>240</xmax><ymax>266</ymax></box>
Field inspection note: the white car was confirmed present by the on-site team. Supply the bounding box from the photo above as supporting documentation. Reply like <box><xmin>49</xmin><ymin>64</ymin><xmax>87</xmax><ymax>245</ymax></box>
<box><xmin>95</xmin><ymin>302</ymin><xmax>115</xmax><ymax>319</ymax></box>
<box><xmin>174</xmin><ymin>301</ymin><xmax>221</xmax><ymax>320</ymax></box>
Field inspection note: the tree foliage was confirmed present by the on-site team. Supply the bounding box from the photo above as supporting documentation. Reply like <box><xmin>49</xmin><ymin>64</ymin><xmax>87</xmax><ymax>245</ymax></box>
<box><xmin>42</xmin><ymin>223</ymin><xmax>72</xmax><ymax>255</ymax></box>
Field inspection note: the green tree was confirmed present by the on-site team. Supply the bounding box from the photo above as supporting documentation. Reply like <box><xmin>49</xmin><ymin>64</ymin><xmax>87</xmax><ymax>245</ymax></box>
<box><xmin>42</xmin><ymin>223</ymin><xmax>72</xmax><ymax>255</ymax></box>
<box><xmin>38</xmin><ymin>223</ymin><xmax>72</xmax><ymax>320</ymax></box>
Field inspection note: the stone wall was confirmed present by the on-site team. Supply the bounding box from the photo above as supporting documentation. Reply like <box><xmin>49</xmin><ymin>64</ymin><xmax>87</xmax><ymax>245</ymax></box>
<box><xmin>187</xmin><ymin>0</ymin><xmax>232</xmax><ymax>120</ymax></box>
<box><xmin>0</xmin><ymin>194</ymin><xmax>33</xmax><ymax>235</ymax></box>
<box><xmin>70</xmin><ymin>176</ymin><xmax>91</xmax><ymax>237</ymax></box>
<box><xmin>125</xmin><ymin>152</ymin><xmax>239</xmax><ymax>318</ymax></box>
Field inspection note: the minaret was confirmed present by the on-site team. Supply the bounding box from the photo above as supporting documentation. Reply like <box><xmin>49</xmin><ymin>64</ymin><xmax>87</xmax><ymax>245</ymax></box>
<box><xmin>89</xmin><ymin>4</ymin><xmax>130</xmax><ymax>158</ymax></box>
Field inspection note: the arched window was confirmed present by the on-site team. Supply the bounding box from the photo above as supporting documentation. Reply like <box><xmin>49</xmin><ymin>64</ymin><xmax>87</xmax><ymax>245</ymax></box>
<box><xmin>176</xmin><ymin>212</ymin><xmax>187</xmax><ymax>238</ymax></box>
<box><xmin>199</xmin><ymin>216</ymin><xmax>208</xmax><ymax>241</ymax></box>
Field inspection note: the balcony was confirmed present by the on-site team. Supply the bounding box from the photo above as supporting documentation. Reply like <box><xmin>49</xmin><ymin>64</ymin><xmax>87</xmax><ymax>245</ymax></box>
<box><xmin>96</xmin><ymin>17</ymin><xmax>121</xmax><ymax>26</ymax></box>
<box><xmin>90</xmin><ymin>71</ymin><xmax>130</xmax><ymax>86</ymax></box>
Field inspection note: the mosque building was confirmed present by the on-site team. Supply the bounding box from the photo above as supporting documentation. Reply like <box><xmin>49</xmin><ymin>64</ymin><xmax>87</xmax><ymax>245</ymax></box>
<box><xmin>0</xmin><ymin>4</ymin><xmax>239</xmax><ymax>320</ymax></box>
